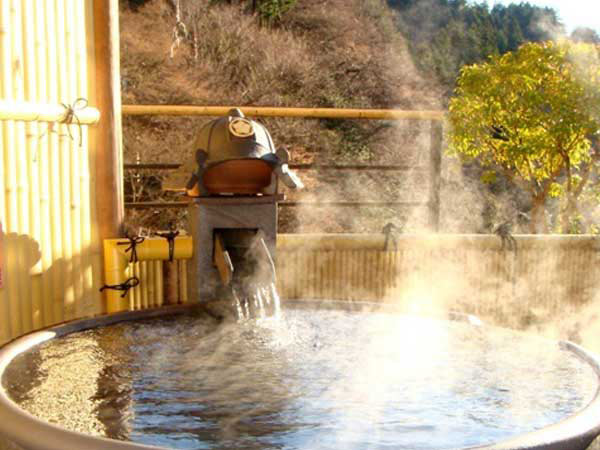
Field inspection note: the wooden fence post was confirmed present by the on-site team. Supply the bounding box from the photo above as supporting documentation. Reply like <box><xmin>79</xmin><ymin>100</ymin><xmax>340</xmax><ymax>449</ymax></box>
<box><xmin>429</xmin><ymin>120</ymin><xmax>442</xmax><ymax>232</ymax></box>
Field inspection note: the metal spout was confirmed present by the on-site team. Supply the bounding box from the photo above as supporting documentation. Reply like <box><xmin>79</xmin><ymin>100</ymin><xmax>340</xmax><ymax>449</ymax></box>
<box><xmin>212</xmin><ymin>230</ymin><xmax>276</xmax><ymax>288</ymax></box>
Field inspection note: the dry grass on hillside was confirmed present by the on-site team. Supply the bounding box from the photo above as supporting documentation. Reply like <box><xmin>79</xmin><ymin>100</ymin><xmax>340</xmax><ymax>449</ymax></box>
<box><xmin>120</xmin><ymin>0</ymin><xmax>443</xmax><ymax>232</ymax></box>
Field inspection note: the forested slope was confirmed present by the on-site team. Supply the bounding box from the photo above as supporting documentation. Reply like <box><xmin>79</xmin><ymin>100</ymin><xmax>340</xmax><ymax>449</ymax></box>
<box><xmin>120</xmin><ymin>0</ymin><xmax>443</xmax><ymax>232</ymax></box>
<box><xmin>119</xmin><ymin>0</ymin><xmax>577</xmax><ymax>233</ymax></box>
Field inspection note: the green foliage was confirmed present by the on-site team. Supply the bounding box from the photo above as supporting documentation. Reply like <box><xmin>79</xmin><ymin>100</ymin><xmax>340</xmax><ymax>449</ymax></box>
<box><xmin>448</xmin><ymin>41</ymin><xmax>600</xmax><ymax>232</ymax></box>
<box><xmin>480</xmin><ymin>170</ymin><xmax>497</xmax><ymax>184</ymax></box>
<box><xmin>257</xmin><ymin>0</ymin><xmax>296</xmax><ymax>24</ymax></box>
<box><xmin>210</xmin><ymin>0</ymin><xmax>297</xmax><ymax>25</ymax></box>
<box><xmin>389</xmin><ymin>0</ymin><xmax>564</xmax><ymax>92</ymax></box>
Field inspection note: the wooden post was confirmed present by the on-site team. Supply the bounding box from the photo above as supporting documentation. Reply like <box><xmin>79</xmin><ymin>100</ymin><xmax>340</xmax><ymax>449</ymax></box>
<box><xmin>429</xmin><ymin>120</ymin><xmax>442</xmax><ymax>232</ymax></box>
<box><xmin>93</xmin><ymin>0</ymin><xmax>124</xmax><ymax>240</ymax></box>
<box><xmin>163</xmin><ymin>261</ymin><xmax>179</xmax><ymax>304</ymax></box>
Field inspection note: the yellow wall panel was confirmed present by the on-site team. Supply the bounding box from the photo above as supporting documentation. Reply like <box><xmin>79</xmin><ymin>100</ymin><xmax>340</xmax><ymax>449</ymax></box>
<box><xmin>0</xmin><ymin>0</ymin><xmax>102</xmax><ymax>346</ymax></box>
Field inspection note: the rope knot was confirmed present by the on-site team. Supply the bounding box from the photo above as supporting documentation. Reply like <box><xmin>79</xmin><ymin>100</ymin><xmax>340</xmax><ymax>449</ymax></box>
<box><xmin>99</xmin><ymin>277</ymin><xmax>140</xmax><ymax>298</ymax></box>
<box><xmin>60</xmin><ymin>98</ymin><xmax>88</xmax><ymax>147</ymax></box>
<box><xmin>156</xmin><ymin>229</ymin><xmax>180</xmax><ymax>262</ymax></box>
<box><xmin>117</xmin><ymin>235</ymin><xmax>145</xmax><ymax>263</ymax></box>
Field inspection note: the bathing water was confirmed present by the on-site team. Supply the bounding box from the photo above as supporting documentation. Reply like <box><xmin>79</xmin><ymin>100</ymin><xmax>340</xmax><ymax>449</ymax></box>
<box><xmin>231</xmin><ymin>281</ymin><xmax>281</xmax><ymax>319</ymax></box>
<box><xmin>3</xmin><ymin>302</ymin><xmax>597</xmax><ymax>449</ymax></box>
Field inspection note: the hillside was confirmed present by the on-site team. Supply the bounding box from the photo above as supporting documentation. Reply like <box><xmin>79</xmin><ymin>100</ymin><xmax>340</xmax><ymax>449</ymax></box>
<box><xmin>119</xmin><ymin>0</ymin><xmax>447</xmax><ymax>234</ymax></box>
<box><xmin>119</xmin><ymin>0</ymin><xmax>571</xmax><ymax>235</ymax></box>
<box><xmin>389</xmin><ymin>0</ymin><xmax>565</xmax><ymax>96</ymax></box>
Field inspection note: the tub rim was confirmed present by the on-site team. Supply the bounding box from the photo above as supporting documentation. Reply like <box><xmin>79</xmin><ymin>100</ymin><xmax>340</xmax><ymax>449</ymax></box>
<box><xmin>0</xmin><ymin>301</ymin><xmax>598</xmax><ymax>450</ymax></box>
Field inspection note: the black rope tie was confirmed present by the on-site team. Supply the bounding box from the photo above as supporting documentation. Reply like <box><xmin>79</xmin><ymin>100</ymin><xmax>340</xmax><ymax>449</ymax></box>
<box><xmin>100</xmin><ymin>277</ymin><xmax>140</xmax><ymax>298</ymax></box>
<box><xmin>117</xmin><ymin>236</ymin><xmax>146</xmax><ymax>263</ymax></box>
<box><xmin>156</xmin><ymin>230</ymin><xmax>180</xmax><ymax>262</ymax></box>
<box><xmin>60</xmin><ymin>97</ymin><xmax>88</xmax><ymax>147</ymax></box>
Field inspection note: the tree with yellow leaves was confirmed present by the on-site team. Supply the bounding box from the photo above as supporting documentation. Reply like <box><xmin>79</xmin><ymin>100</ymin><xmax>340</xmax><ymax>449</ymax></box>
<box><xmin>448</xmin><ymin>41</ymin><xmax>600</xmax><ymax>233</ymax></box>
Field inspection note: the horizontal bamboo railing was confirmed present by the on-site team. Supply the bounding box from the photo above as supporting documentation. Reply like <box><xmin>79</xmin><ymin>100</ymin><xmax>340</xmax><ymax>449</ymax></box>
<box><xmin>122</xmin><ymin>105</ymin><xmax>445</xmax><ymax>121</ymax></box>
<box><xmin>0</xmin><ymin>100</ymin><xmax>100</xmax><ymax>124</ymax></box>
<box><xmin>123</xmin><ymin>162</ymin><xmax>425</xmax><ymax>171</ymax></box>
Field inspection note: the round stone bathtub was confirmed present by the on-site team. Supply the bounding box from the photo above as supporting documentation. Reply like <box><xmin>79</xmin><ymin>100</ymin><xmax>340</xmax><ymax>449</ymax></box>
<box><xmin>1</xmin><ymin>301</ymin><xmax>600</xmax><ymax>450</ymax></box>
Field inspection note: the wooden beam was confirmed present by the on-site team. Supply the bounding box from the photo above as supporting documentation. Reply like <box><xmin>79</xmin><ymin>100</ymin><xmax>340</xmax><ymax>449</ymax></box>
<box><xmin>93</xmin><ymin>0</ymin><xmax>124</xmax><ymax>239</ymax></box>
<box><xmin>281</xmin><ymin>201</ymin><xmax>428</xmax><ymax>207</ymax></box>
<box><xmin>122</xmin><ymin>104</ymin><xmax>445</xmax><ymax>121</ymax></box>
<box><xmin>125</xmin><ymin>201</ymin><xmax>429</xmax><ymax>209</ymax></box>
<box><xmin>122</xmin><ymin>162</ymin><xmax>426</xmax><ymax>171</ymax></box>
<box><xmin>123</xmin><ymin>163</ymin><xmax>182</xmax><ymax>170</ymax></box>
<box><xmin>428</xmin><ymin>120</ymin><xmax>443</xmax><ymax>232</ymax></box>
<box><xmin>287</xmin><ymin>164</ymin><xmax>425</xmax><ymax>171</ymax></box>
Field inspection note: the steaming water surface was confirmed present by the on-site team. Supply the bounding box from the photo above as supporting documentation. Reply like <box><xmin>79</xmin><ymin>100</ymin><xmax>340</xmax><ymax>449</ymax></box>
<box><xmin>3</xmin><ymin>302</ymin><xmax>597</xmax><ymax>449</ymax></box>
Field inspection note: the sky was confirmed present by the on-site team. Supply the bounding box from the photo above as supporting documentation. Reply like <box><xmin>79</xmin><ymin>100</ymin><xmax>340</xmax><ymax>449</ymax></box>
<box><xmin>487</xmin><ymin>0</ymin><xmax>600</xmax><ymax>33</ymax></box>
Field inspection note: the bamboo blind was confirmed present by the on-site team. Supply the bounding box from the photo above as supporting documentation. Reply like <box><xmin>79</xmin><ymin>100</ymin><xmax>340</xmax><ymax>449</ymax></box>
<box><xmin>275</xmin><ymin>234</ymin><xmax>600</xmax><ymax>328</ymax></box>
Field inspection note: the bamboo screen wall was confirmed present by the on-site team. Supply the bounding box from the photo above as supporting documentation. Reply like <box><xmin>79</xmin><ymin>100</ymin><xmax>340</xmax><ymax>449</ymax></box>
<box><xmin>0</xmin><ymin>0</ymin><xmax>103</xmax><ymax>346</ymax></box>
<box><xmin>118</xmin><ymin>234</ymin><xmax>600</xmax><ymax>330</ymax></box>
<box><xmin>276</xmin><ymin>234</ymin><xmax>600</xmax><ymax>327</ymax></box>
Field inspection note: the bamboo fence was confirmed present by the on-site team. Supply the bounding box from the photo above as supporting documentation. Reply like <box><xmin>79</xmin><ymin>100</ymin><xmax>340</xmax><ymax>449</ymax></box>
<box><xmin>0</xmin><ymin>0</ymin><xmax>104</xmax><ymax>346</ymax></box>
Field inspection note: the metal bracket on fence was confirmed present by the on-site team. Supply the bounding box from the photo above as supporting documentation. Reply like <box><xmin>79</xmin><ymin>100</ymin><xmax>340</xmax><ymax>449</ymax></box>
<box><xmin>382</xmin><ymin>222</ymin><xmax>400</xmax><ymax>251</ymax></box>
<box><xmin>493</xmin><ymin>221</ymin><xmax>517</xmax><ymax>252</ymax></box>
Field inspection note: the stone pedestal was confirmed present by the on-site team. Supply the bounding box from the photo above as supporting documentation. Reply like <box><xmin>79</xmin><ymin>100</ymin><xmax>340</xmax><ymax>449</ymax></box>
<box><xmin>187</xmin><ymin>195</ymin><xmax>281</xmax><ymax>302</ymax></box>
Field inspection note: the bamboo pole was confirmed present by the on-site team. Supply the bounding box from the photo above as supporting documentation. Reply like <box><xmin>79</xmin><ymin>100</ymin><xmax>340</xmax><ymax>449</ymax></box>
<box><xmin>79</xmin><ymin>0</ymin><xmax>101</xmax><ymax>316</ymax></box>
<box><xmin>74</xmin><ymin>0</ymin><xmax>92</xmax><ymax>317</ymax></box>
<box><xmin>102</xmin><ymin>237</ymin><xmax>192</xmax><ymax>312</ymax></box>
<box><xmin>0</xmin><ymin>100</ymin><xmax>100</xmax><ymax>123</ymax></box>
<box><xmin>163</xmin><ymin>260</ymin><xmax>178</xmax><ymax>304</ymax></box>
<box><xmin>275</xmin><ymin>253</ymin><xmax>284</xmax><ymax>298</ymax></box>
<box><xmin>179</xmin><ymin>260</ymin><xmax>188</xmax><ymax>303</ymax></box>
<box><xmin>291</xmin><ymin>251</ymin><xmax>298</xmax><ymax>299</ymax></box>
<box><xmin>146</xmin><ymin>262</ymin><xmax>154</xmax><ymax>307</ymax></box>
<box><xmin>0</xmin><ymin>16</ymin><xmax>5</xmax><ymax>226</ymax></box>
<box><xmin>154</xmin><ymin>260</ymin><xmax>163</xmax><ymax>307</ymax></box>
<box><xmin>0</xmin><ymin>127</ymin><xmax>6</xmax><ymax>344</ymax></box>
<box><xmin>122</xmin><ymin>104</ymin><xmax>445</xmax><ymax>121</ymax></box>
<box><xmin>429</xmin><ymin>120</ymin><xmax>442</xmax><ymax>232</ymax></box>
<box><xmin>55</xmin><ymin>0</ymin><xmax>75</xmax><ymax>319</ymax></box>
<box><xmin>148</xmin><ymin>261</ymin><xmax>156</xmax><ymax>307</ymax></box>
<box><xmin>133</xmin><ymin>262</ymin><xmax>140</xmax><ymax>310</ymax></box>
<box><xmin>34</xmin><ymin>0</ymin><xmax>55</xmax><ymax>325</ymax></box>
<box><xmin>0</xmin><ymin>265</ymin><xmax>5</xmax><ymax>343</ymax></box>
<box><xmin>320</xmin><ymin>250</ymin><xmax>328</xmax><ymax>299</ymax></box>
<box><xmin>327</xmin><ymin>250</ymin><xmax>340</xmax><ymax>299</ymax></box>
<box><xmin>141</xmin><ymin>260</ymin><xmax>148</xmax><ymax>309</ymax></box>
<box><xmin>11</xmin><ymin>0</ymin><xmax>31</xmax><ymax>336</ymax></box>
<box><xmin>33</xmin><ymin>0</ymin><xmax>53</xmax><ymax>327</ymax></box>
<box><xmin>22</xmin><ymin>0</ymin><xmax>43</xmax><ymax>330</ymax></box>
<box><xmin>125</xmin><ymin>263</ymin><xmax>133</xmax><ymax>310</ymax></box>
<box><xmin>65</xmin><ymin>0</ymin><xmax>84</xmax><ymax>317</ymax></box>
<box><xmin>0</xmin><ymin>0</ymin><xmax>16</xmax><ymax>340</ymax></box>
<box><xmin>47</xmin><ymin>0</ymin><xmax>64</xmax><ymax>324</ymax></box>
<box><xmin>85</xmin><ymin>0</ymin><xmax>103</xmax><ymax>314</ymax></box>
<box><xmin>93</xmin><ymin>0</ymin><xmax>124</xmax><ymax>243</ymax></box>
